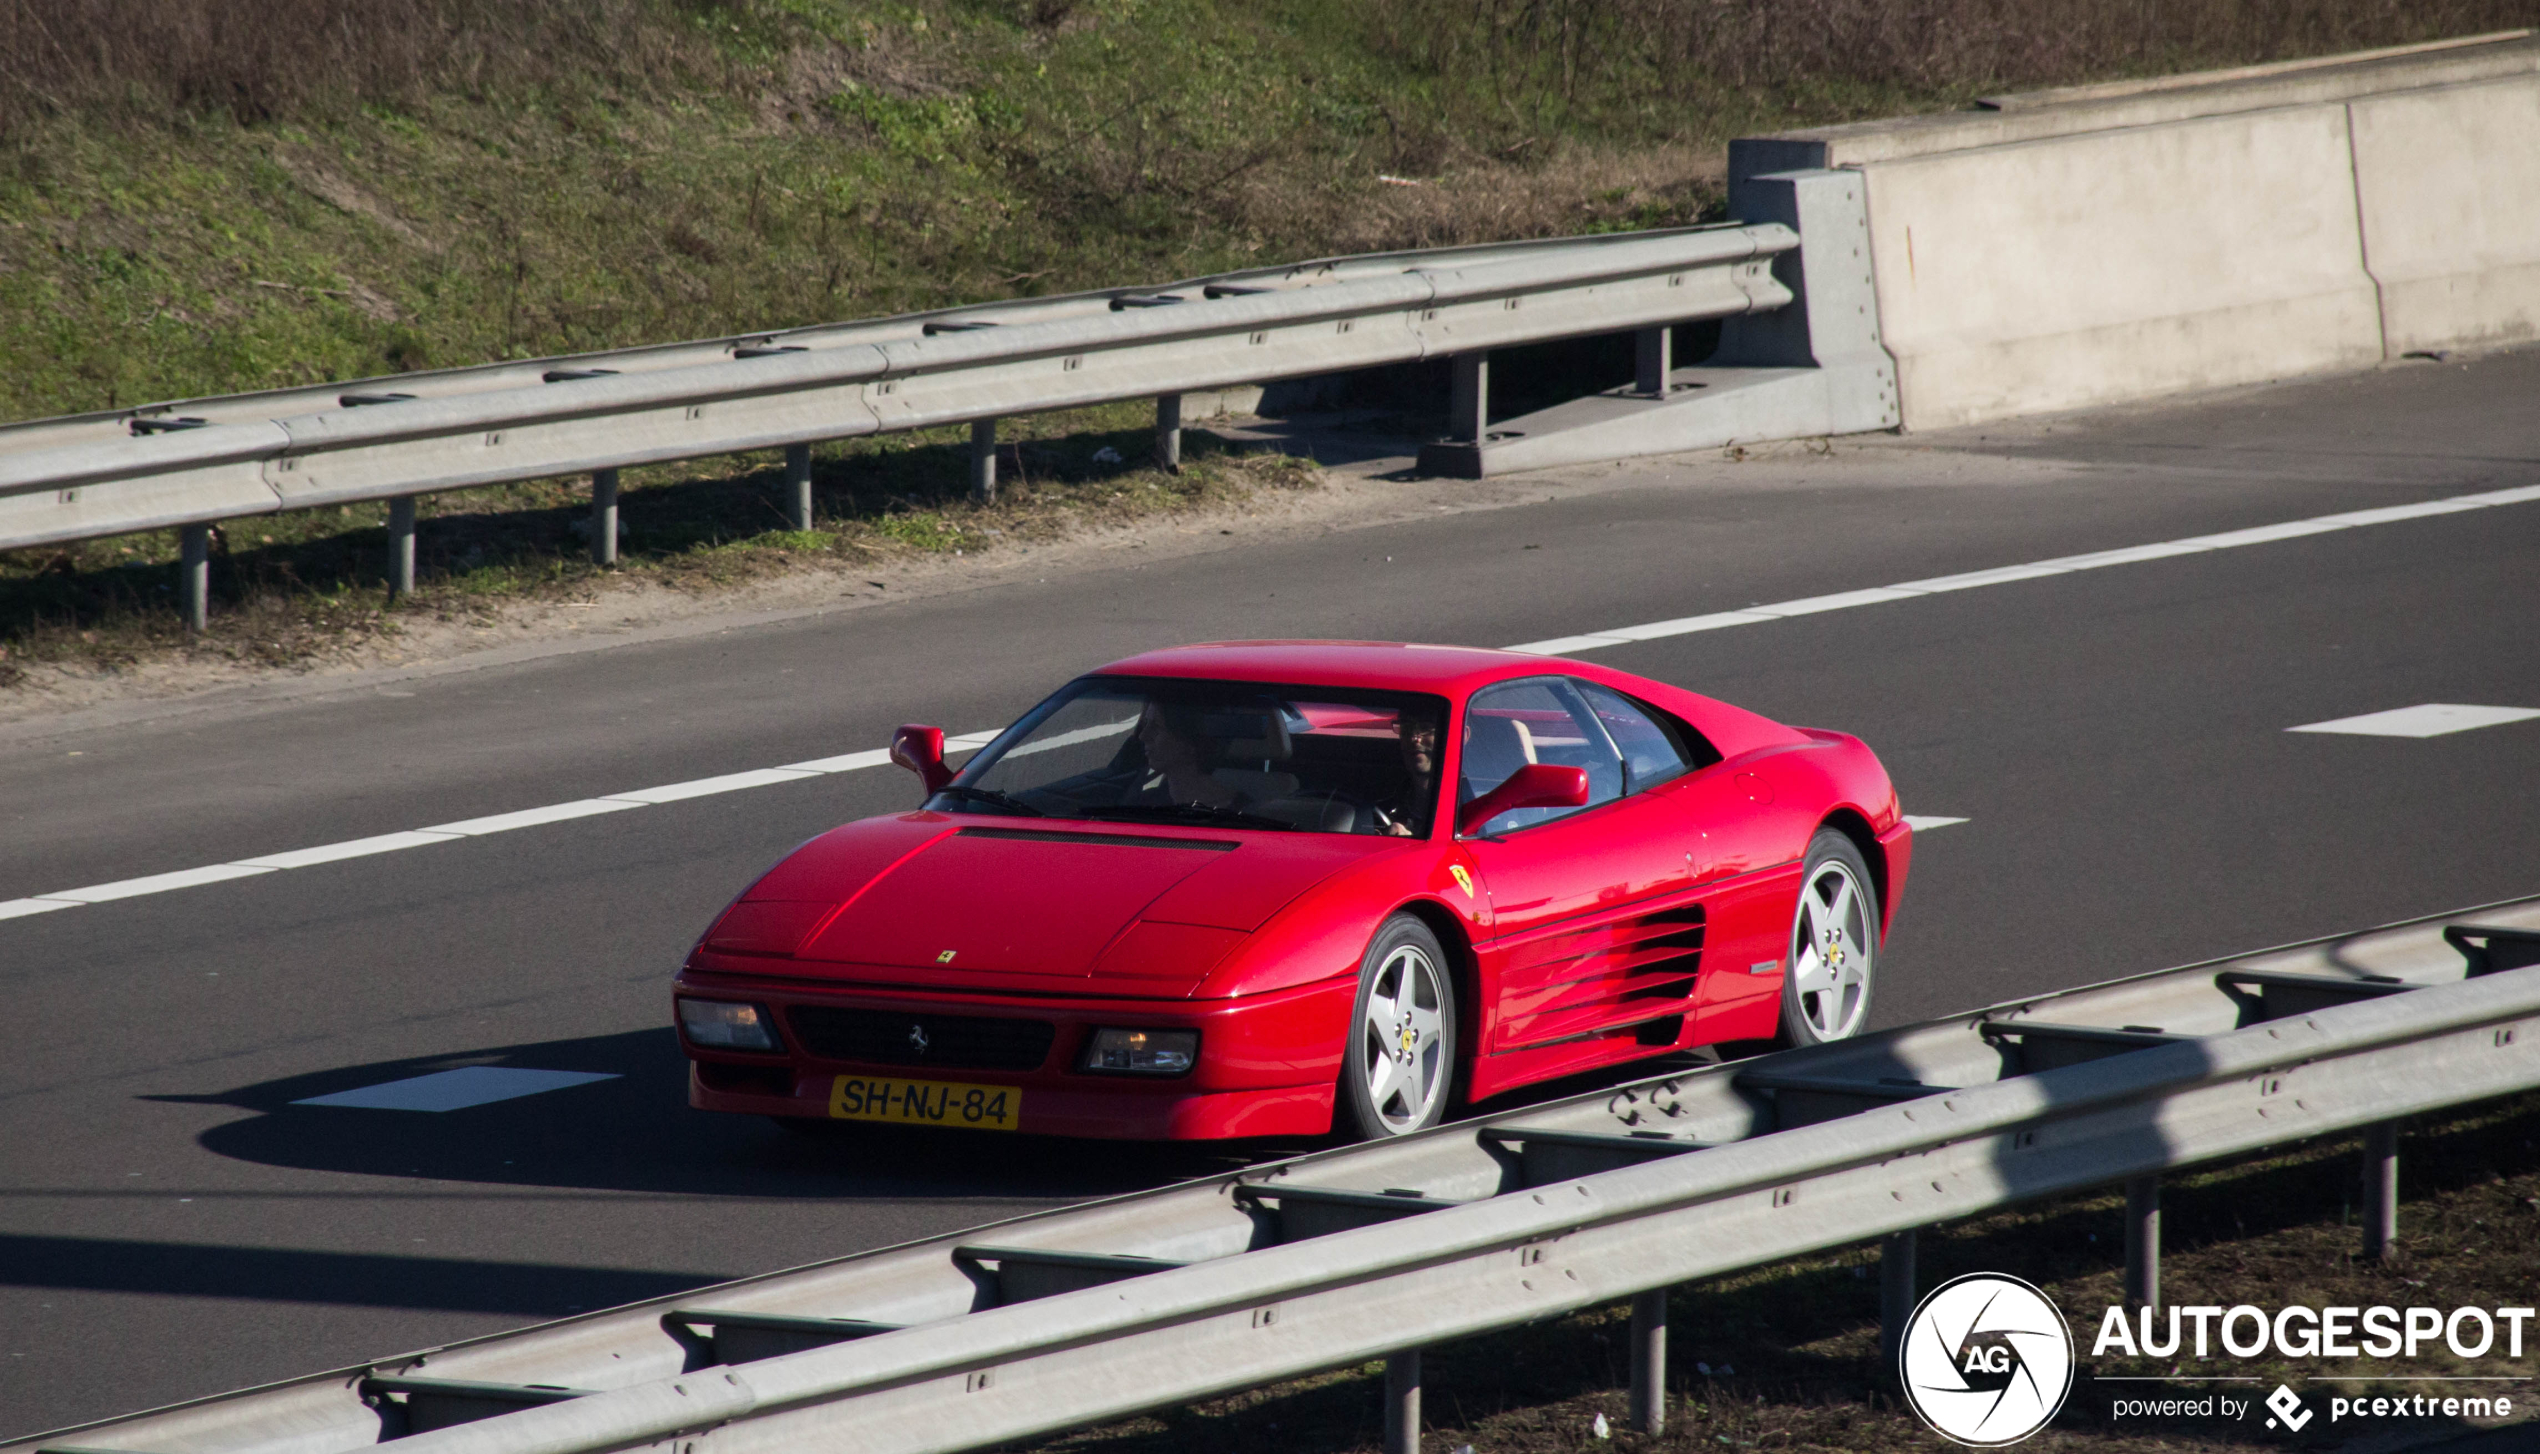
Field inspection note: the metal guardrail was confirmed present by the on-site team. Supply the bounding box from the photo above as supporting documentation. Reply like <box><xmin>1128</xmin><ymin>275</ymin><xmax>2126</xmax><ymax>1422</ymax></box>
<box><xmin>0</xmin><ymin>224</ymin><xmax>1796</xmax><ymax>623</ymax></box>
<box><xmin>19</xmin><ymin>897</ymin><xmax>2540</xmax><ymax>1454</ymax></box>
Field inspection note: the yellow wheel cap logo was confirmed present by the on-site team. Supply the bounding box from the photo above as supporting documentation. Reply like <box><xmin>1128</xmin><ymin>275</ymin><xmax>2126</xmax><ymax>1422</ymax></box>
<box><xmin>936</xmin><ymin>949</ymin><xmax>958</xmax><ymax>964</ymax></box>
<box><xmin>1448</xmin><ymin>864</ymin><xmax>1474</xmax><ymax>899</ymax></box>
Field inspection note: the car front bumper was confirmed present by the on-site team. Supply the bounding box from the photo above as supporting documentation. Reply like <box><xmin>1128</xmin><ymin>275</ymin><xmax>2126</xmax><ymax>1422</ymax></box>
<box><xmin>674</xmin><ymin>968</ymin><xmax>1353</xmax><ymax>1140</ymax></box>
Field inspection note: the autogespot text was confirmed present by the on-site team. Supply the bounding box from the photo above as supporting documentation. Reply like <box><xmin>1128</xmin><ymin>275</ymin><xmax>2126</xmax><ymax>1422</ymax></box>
<box><xmin>2093</xmin><ymin>1303</ymin><xmax>2537</xmax><ymax>1360</ymax></box>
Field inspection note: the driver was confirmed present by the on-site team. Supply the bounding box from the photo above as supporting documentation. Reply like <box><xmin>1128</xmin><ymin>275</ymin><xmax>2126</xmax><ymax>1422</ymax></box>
<box><xmin>1131</xmin><ymin>701</ymin><xmax>1236</xmax><ymax>808</ymax></box>
<box><xmin>1372</xmin><ymin>715</ymin><xmax>1440</xmax><ymax>836</ymax></box>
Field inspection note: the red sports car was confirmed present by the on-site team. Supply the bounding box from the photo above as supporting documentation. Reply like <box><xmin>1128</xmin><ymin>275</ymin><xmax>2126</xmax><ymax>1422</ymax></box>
<box><xmin>674</xmin><ymin>642</ymin><xmax>1910</xmax><ymax>1141</ymax></box>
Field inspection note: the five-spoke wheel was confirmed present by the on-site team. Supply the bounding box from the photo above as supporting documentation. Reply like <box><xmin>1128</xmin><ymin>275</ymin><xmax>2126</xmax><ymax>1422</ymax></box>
<box><xmin>1340</xmin><ymin>914</ymin><xmax>1458</xmax><ymax>1138</ymax></box>
<box><xmin>1778</xmin><ymin>829</ymin><xmax>1880</xmax><ymax>1046</ymax></box>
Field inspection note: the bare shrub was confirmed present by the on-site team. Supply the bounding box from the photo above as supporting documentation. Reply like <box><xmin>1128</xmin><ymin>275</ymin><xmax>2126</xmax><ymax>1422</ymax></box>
<box><xmin>0</xmin><ymin>0</ymin><xmax>724</xmax><ymax>132</ymax></box>
<box><xmin>1363</xmin><ymin>0</ymin><xmax>2540</xmax><ymax>116</ymax></box>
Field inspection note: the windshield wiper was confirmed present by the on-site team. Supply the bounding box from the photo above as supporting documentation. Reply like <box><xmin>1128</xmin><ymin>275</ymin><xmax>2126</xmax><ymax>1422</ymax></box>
<box><xmin>1082</xmin><ymin>802</ymin><xmax>1295</xmax><ymax>831</ymax></box>
<box><xmin>932</xmin><ymin>785</ymin><xmax>1047</xmax><ymax>817</ymax></box>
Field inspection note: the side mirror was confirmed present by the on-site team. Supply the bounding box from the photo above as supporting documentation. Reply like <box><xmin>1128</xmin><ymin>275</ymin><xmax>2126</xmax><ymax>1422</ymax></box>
<box><xmin>891</xmin><ymin>724</ymin><xmax>953</xmax><ymax>796</ymax></box>
<box><xmin>1456</xmin><ymin>763</ymin><xmax>1590</xmax><ymax>839</ymax></box>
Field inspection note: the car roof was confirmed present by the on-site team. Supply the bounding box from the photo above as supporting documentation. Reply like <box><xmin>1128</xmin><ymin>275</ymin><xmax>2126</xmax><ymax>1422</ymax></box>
<box><xmin>1092</xmin><ymin>640</ymin><xmax>1565</xmax><ymax>695</ymax></box>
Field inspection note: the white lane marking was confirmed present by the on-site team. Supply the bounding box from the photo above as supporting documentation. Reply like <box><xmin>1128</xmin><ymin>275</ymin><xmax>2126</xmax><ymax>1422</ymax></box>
<box><xmin>779</xmin><ymin>748</ymin><xmax>893</xmax><ymax>774</ymax></box>
<box><xmin>36</xmin><ymin>863</ymin><xmax>277</xmax><ymax>904</ymax></box>
<box><xmin>1903</xmin><ymin>815</ymin><xmax>1970</xmax><ymax>831</ymax></box>
<box><xmin>603</xmin><ymin>767</ymin><xmax>821</xmax><ymax>805</ymax></box>
<box><xmin>1504</xmin><ymin>482</ymin><xmax>2540</xmax><ymax>655</ymax></box>
<box><xmin>10</xmin><ymin>481</ymin><xmax>2538</xmax><ymax>923</ymax></box>
<box><xmin>2288</xmin><ymin>704</ymin><xmax>2540</xmax><ymax>738</ymax></box>
<box><xmin>1751</xmin><ymin>586</ymin><xmax>1925</xmax><ymax>618</ymax></box>
<box><xmin>997</xmin><ymin>716</ymin><xmax>1140</xmax><ymax>760</ymax></box>
<box><xmin>425</xmin><ymin>798</ymin><xmax>646</xmax><ymax>836</ymax></box>
<box><xmin>234</xmin><ymin>830</ymin><xmax>466</xmax><ymax>870</ymax></box>
<box><xmin>292</xmin><ymin>1066</ymin><xmax>620</xmax><ymax>1112</ymax></box>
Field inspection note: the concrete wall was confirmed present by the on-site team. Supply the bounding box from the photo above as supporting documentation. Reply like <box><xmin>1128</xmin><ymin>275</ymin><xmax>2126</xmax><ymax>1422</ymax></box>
<box><xmin>1731</xmin><ymin>34</ymin><xmax>2540</xmax><ymax>430</ymax></box>
<box><xmin>1856</xmin><ymin>104</ymin><xmax>2386</xmax><ymax>430</ymax></box>
<box><xmin>2349</xmin><ymin>75</ymin><xmax>2540</xmax><ymax>356</ymax></box>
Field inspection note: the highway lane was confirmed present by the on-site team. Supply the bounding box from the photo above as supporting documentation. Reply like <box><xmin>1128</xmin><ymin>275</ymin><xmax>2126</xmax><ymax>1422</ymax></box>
<box><xmin>3</xmin><ymin>348</ymin><xmax>2536</xmax><ymax>1435</ymax></box>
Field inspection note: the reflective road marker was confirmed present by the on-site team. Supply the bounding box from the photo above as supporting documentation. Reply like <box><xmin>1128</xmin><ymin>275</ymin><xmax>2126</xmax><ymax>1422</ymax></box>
<box><xmin>292</xmin><ymin>1067</ymin><xmax>621</xmax><ymax>1112</ymax></box>
<box><xmin>2288</xmin><ymin>704</ymin><xmax>2540</xmax><ymax>738</ymax></box>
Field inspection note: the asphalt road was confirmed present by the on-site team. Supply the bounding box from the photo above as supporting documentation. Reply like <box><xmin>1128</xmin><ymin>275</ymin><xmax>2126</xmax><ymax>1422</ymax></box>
<box><xmin>3</xmin><ymin>349</ymin><xmax>2536</xmax><ymax>1436</ymax></box>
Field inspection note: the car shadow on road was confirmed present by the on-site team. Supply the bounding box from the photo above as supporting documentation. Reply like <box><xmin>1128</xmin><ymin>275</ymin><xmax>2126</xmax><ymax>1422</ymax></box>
<box><xmin>150</xmin><ymin>1027</ymin><xmax>1313</xmax><ymax>1201</ymax></box>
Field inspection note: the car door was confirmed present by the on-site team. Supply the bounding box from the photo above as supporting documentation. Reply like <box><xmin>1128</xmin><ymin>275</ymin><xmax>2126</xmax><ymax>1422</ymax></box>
<box><xmin>1656</xmin><ymin>757</ymin><xmax>1804</xmax><ymax>1043</ymax></box>
<box><xmin>1457</xmin><ymin>678</ymin><xmax>1702</xmax><ymax>1072</ymax></box>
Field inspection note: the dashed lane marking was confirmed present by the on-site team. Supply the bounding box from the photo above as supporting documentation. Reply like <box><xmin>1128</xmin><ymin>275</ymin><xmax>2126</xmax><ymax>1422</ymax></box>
<box><xmin>2287</xmin><ymin>704</ymin><xmax>2540</xmax><ymax>738</ymax></box>
<box><xmin>4</xmin><ymin>483</ymin><xmax>2532</xmax><ymax>922</ymax></box>
<box><xmin>292</xmin><ymin>1067</ymin><xmax>621</xmax><ymax>1112</ymax></box>
<box><xmin>1902</xmin><ymin>816</ymin><xmax>1970</xmax><ymax>832</ymax></box>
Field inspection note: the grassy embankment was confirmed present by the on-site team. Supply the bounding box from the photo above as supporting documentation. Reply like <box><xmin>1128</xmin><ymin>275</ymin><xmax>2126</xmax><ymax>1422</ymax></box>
<box><xmin>3</xmin><ymin>0</ymin><xmax>2534</xmax><ymax>681</ymax></box>
<box><xmin>1027</xmin><ymin>1093</ymin><xmax>2540</xmax><ymax>1453</ymax></box>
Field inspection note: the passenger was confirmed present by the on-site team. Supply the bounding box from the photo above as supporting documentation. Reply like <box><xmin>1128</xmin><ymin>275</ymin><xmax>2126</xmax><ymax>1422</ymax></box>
<box><xmin>1132</xmin><ymin>701</ymin><xmax>1235</xmax><ymax>807</ymax></box>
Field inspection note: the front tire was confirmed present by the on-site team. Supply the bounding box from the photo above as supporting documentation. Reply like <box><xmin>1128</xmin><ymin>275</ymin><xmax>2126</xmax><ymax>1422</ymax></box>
<box><xmin>1777</xmin><ymin>829</ymin><xmax>1880</xmax><ymax>1046</ymax></box>
<box><xmin>1338</xmin><ymin>914</ymin><xmax>1459</xmax><ymax>1139</ymax></box>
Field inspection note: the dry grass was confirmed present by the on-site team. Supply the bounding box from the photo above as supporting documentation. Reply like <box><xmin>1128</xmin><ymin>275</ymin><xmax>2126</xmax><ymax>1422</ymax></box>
<box><xmin>1363</xmin><ymin>0</ymin><xmax>2540</xmax><ymax>109</ymax></box>
<box><xmin>0</xmin><ymin>0</ymin><xmax>725</xmax><ymax>132</ymax></box>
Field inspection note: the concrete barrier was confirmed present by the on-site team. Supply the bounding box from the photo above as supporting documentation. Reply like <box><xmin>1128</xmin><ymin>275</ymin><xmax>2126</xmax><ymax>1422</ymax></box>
<box><xmin>1731</xmin><ymin>33</ymin><xmax>2540</xmax><ymax>431</ymax></box>
<box><xmin>1849</xmin><ymin>103</ymin><xmax>2385</xmax><ymax>429</ymax></box>
<box><xmin>2349</xmin><ymin>74</ymin><xmax>2540</xmax><ymax>356</ymax></box>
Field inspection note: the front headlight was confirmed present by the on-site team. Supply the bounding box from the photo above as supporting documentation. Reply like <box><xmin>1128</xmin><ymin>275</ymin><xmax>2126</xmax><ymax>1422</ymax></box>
<box><xmin>678</xmin><ymin>997</ymin><xmax>780</xmax><ymax>1051</ymax></box>
<box><xmin>1079</xmin><ymin>1027</ymin><xmax>1198</xmax><ymax>1076</ymax></box>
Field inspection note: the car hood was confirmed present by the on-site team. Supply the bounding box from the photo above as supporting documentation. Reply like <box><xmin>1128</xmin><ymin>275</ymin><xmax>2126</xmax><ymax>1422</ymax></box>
<box><xmin>710</xmin><ymin>813</ymin><xmax>1398</xmax><ymax>987</ymax></box>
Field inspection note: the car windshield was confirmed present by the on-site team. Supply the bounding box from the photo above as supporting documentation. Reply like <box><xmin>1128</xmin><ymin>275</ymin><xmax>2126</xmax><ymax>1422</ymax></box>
<box><xmin>938</xmin><ymin>676</ymin><xmax>1449</xmax><ymax>836</ymax></box>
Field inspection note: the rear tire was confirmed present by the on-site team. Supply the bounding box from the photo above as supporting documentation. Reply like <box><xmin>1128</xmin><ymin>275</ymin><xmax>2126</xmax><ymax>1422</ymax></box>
<box><xmin>1775</xmin><ymin>829</ymin><xmax>1880</xmax><ymax>1047</ymax></box>
<box><xmin>1337</xmin><ymin>914</ymin><xmax>1459</xmax><ymax>1139</ymax></box>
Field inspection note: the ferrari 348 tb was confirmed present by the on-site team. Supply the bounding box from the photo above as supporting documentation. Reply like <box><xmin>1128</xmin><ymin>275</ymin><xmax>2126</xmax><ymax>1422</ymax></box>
<box><xmin>674</xmin><ymin>641</ymin><xmax>1910</xmax><ymax>1140</ymax></box>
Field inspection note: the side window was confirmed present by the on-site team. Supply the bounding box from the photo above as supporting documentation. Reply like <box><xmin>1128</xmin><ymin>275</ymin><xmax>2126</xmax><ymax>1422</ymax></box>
<box><xmin>1576</xmin><ymin>682</ymin><xmax>1713</xmax><ymax>791</ymax></box>
<box><xmin>1459</xmin><ymin>679</ymin><xmax>1623</xmax><ymax>835</ymax></box>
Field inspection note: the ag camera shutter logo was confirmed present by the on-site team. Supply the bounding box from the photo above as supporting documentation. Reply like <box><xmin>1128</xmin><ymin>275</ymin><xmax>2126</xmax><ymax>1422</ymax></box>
<box><xmin>1901</xmin><ymin>1272</ymin><xmax>2076</xmax><ymax>1446</ymax></box>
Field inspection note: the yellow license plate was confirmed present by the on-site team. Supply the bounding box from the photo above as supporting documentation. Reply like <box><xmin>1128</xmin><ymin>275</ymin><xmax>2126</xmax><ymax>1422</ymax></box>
<box><xmin>828</xmin><ymin>1074</ymin><xmax>1021</xmax><ymax>1131</ymax></box>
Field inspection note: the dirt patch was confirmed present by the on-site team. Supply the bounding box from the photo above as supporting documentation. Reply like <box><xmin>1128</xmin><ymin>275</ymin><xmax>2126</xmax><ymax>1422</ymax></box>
<box><xmin>272</xmin><ymin>148</ymin><xmax>439</xmax><ymax>252</ymax></box>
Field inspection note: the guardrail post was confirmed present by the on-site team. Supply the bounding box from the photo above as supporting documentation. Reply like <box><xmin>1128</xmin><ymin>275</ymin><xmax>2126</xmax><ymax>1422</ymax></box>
<box><xmin>1384</xmin><ymin>1348</ymin><xmax>1420</xmax><ymax>1454</ymax></box>
<box><xmin>1879</xmin><ymin>1230</ymin><xmax>1916</xmax><ymax>1372</ymax></box>
<box><xmin>386</xmin><ymin>496</ymin><xmax>416</xmax><ymax>600</ymax></box>
<box><xmin>970</xmin><ymin>419</ymin><xmax>998</xmax><ymax>504</ymax></box>
<box><xmin>1635</xmin><ymin>326</ymin><xmax>1672</xmax><ymax>397</ymax></box>
<box><xmin>179</xmin><ymin>523</ymin><xmax>210</xmax><ymax>632</ymax></box>
<box><xmin>2363</xmin><ymin>1121</ymin><xmax>2400</xmax><ymax>1261</ymax></box>
<box><xmin>1153</xmin><ymin>394</ymin><xmax>1182</xmax><ymax>472</ymax></box>
<box><xmin>1629</xmin><ymin>1288</ymin><xmax>1668</xmax><ymax>1433</ymax></box>
<box><xmin>1449</xmin><ymin>352</ymin><xmax>1488</xmax><ymax>443</ymax></box>
<box><xmin>2125</xmin><ymin>1175</ymin><xmax>2161</xmax><ymax>1310</ymax></box>
<box><xmin>591</xmin><ymin>469</ymin><xmax>620</xmax><ymax>567</ymax></box>
<box><xmin>785</xmin><ymin>444</ymin><xmax>813</xmax><ymax>531</ymax></box>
